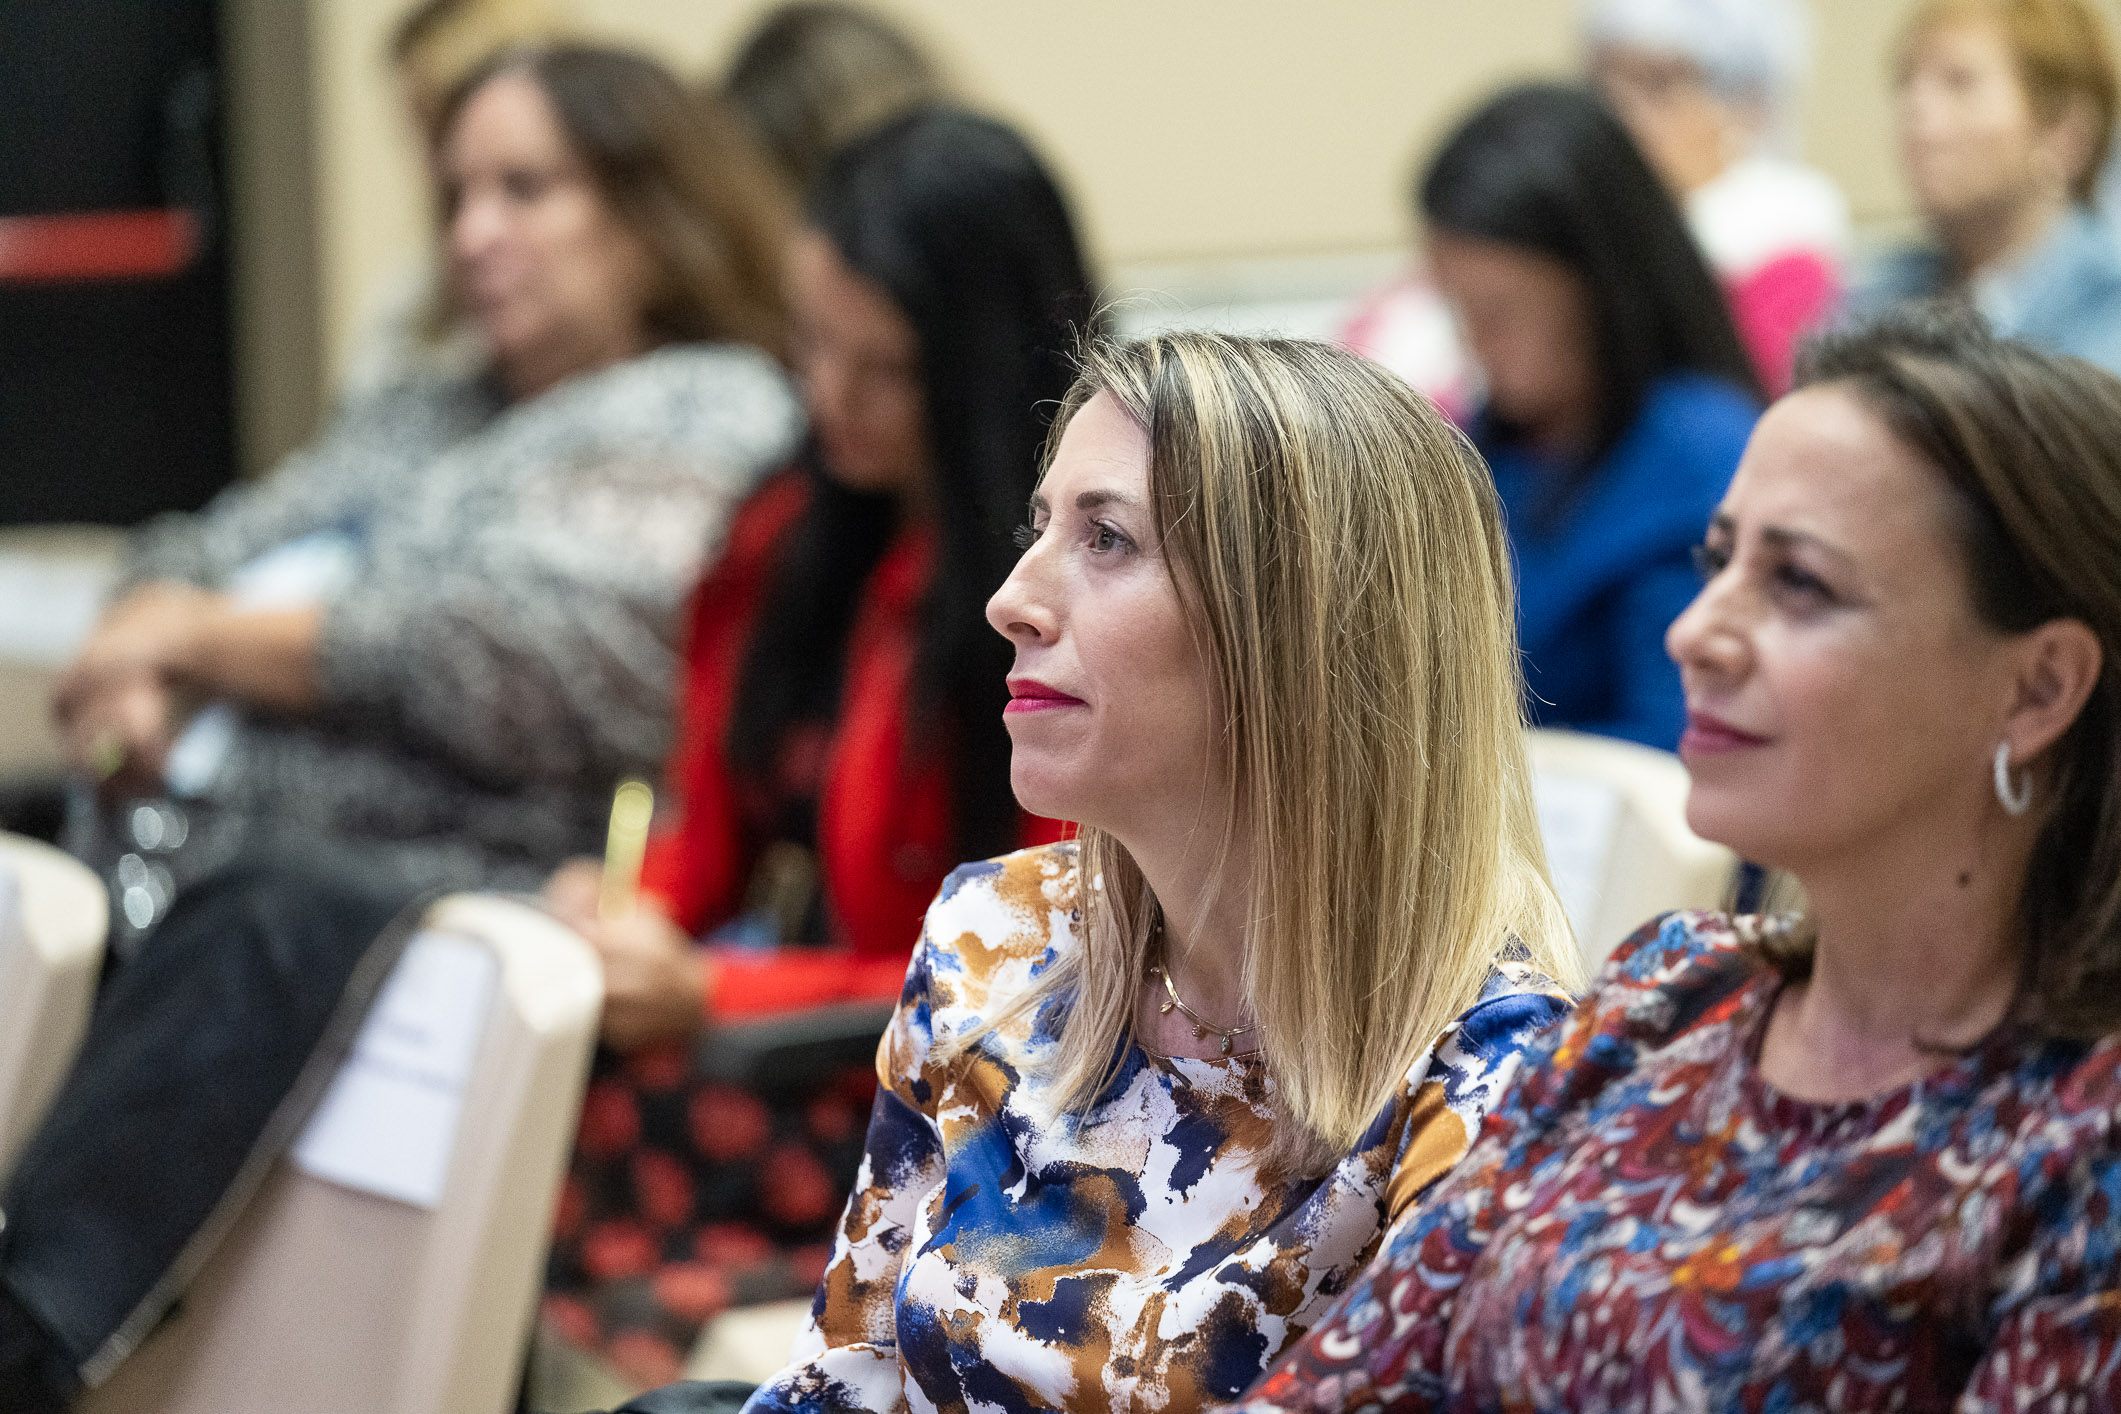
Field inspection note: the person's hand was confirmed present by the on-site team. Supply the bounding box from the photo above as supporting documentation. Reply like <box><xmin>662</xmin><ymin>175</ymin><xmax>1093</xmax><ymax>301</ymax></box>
<box><xmin>53</xmin><ymin>666</ymin><xmax>176</xmax><ymax>794</ymax></box>
<box><xmin>544</xmin><ymin>860</ymin><xmax>712</xmax><ymax>1051</ymax></box>
<box><xmin>588</xmin><ymin>906</ymin><xmax>712</xmax><ymax>1051</ymax></box>
<box><xmin>61</xmin><ymin>582</ymin><xmax>220</xmax><ymax>692</ymax></box>
<box><xmin>543</xmin><ymin>856</ymin><xmax>605</xmax><ymax>929</ymax></box>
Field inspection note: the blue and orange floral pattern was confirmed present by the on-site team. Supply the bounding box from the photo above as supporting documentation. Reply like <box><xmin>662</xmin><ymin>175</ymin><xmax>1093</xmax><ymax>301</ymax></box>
<box><xmin>743</xmin><ymin>841</ymin><xmax>1569</xmax><ymax>1414</ymax></box>
<box><xmin>1239</xmin><ymin>911</ymin><xmax>2121</xmax><ymax>1414</ymax></box>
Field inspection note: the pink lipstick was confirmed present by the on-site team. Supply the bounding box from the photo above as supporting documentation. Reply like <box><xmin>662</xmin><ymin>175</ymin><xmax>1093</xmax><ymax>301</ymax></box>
<box><xmin>1680</xmin><ymin>709</ymin><xmax>1769</xmax><ymax>756</ymax></box>
<box><xmin>1005</xmin><ymin>679</ymin><xmax>1086</xmax><ymax>714</ymax></box>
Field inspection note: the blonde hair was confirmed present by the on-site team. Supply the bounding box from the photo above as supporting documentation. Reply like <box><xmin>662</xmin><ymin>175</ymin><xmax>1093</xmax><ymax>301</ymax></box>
<box><xmin>391</xmin><ymin>0</ymin><xmax>567</xmax><ymax>136</ymax></box>
<box><xmin>1898</xmin><ymin>0</ymin><xmax>2119</xmax><ymax>201</ymax></box>
<box><xmin>1015</xmin><ymin>332</ymin><xmax>1581</xmax><ymax>1176</ymax></box>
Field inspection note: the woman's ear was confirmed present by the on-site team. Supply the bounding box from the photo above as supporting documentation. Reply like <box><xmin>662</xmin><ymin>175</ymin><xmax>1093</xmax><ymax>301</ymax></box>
<box><xmin>2035</xmin><ymin>96</ymin><xmax>2101</xmax><ymax>199</ymax></box>
<box><xmin>2007</xmin><ymin>618</ymin><xmax>2103</xmax><ymax>764</ymax></box>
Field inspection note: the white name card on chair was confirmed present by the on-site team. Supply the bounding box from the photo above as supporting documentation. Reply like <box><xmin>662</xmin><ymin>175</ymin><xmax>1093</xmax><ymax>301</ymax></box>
<box><xmin>292</xmin><ymin>929</ymin><xmax>498</xmax><ymax>1210</ymax></box>
<box><xmin>77</xmin><ymin>894</ymin><xmax>600</xmax><ymax>1414</ymax></box>
<box><xmin>0</xmin><ymin>833</ymin><xmax>110</xmax><ymax>1180</ymax></box>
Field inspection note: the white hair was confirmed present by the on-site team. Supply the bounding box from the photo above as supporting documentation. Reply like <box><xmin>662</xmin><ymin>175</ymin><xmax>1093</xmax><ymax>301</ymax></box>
<box><xmin>1584</xmin><ymin>0</ymin><xmax>1812</xmax><ymax>145</ymax></box>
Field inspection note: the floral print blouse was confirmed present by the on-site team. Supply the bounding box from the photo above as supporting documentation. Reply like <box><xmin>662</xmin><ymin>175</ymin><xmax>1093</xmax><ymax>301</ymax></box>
<box><xmin>1239</xmin><ymin>911</ymin><xmax>2121</xmax><ymax>1414</ymax></box>
<box><xmin>743</xmin><ymin>842</ymin><xmax>1570</xmax><ymax>1414</ymax></box>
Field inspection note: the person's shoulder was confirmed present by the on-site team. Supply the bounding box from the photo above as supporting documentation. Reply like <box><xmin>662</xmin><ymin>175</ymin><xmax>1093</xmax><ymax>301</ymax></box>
<box><xmin>1596</xmin><ymin>377</ymin><xmax>1755</xmax><ymax>524</ymax></box>
<box><xmin>637</xmin><ymin>339</ymin><xmax>792</xmax><ymax>394</ymax></box>
<box><xmin>913</xmin><ymin>842</ymin><xmax>1082</xmax><ymax>1024</ymax></box>
<box><xmin>2042</xmin><ymin>1032</ymin><xmax>2121</xmax><ymax>1145</ymax></box>
<box><xmin>1642</xmin><ymin>374</ymin><xmax>1760</xmax><ymax>447</ymax></box>
<box><xmin>1848</xmin><ymin>243</ymin><xmax>1946</xmax><ymax>312</ymax></box>
<box><xmin>1689</xmin><ymin>158</ymin><xmax>1850</xmax><ymax>273</ymax></box>
<box><xmin>1595</xmin><ymin>907</ymin><xmax>1751</xmax><ymax>977</ymax></box>
<box><xmin>545</xmin><ymin>342</ymin><xmax>802</xmax><ymax>454</ymax></box>
<box><xmin>1443</xmin><ymin>943</ymin><xmax>1576</xmax><ymax>1070</ymax></box>
<box><xmin>326</xmin><ymin>361</ymin><xmax>498</xmax><ymax>436</ymax></box>
<box><xmin>1581</xmin><ymin>910</ymin><xmax>1767</xmax><ymax>1031</ymax></box>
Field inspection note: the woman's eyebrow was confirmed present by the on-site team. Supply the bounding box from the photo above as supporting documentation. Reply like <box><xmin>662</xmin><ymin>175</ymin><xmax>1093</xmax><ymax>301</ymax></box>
<box><xmin>1758</xmin><ymin>523</ymin><xmax>1853</xmax><ymax>568</ymax></box>
<box><xmin>1075</xmin><ymin>489</ymin><xmax>1138</xmax><ymax>510</ymax></box>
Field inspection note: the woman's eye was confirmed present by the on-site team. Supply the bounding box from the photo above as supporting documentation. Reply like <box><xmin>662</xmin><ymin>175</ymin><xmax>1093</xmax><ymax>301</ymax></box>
<box><xmin>502</xmin><ymin>169</ymin><xmax>551</xmax><ymax>203</ymax></box>
<box><xmin>1089</xmin><ymin>522</ymin><xmax>1127</xmax><ymax>554</ymax></box>
<box><xmin>1772</xmin><ymin>563</ymin><xmax>1834</xmax><ymax>603</ymax></box>
<box><xmin>1011</xmin><ymin>523</ymin><xmax>1040</xmax><ymax>550</ymax></box>
<box><xmin>1690</xmin><ymin>542</ymin><xmax>1730</xmax><ymax>580</ymax></box>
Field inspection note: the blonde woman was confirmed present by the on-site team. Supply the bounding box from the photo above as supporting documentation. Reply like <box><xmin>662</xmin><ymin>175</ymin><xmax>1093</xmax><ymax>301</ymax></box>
<box><xmin>724</xmin><ymin>334</ymin><xmax>1584</xmax><ymax>1414</ymax></box>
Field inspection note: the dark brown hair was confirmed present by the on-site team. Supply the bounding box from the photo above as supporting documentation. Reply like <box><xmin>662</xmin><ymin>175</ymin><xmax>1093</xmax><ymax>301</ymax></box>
<box><xmin>1775</xmin><ymin>303</ymin><xmax>2121</xmax><ymax>1039</ymax></box>
<box><xmin>439</xmin><ymin>43</ymin><xmax>791</xmax><ymax>359</ymax></box>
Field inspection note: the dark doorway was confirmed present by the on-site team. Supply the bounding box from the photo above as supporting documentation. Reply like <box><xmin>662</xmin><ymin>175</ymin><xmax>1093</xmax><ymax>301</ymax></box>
<box><xmin>0</xmin><ymin>0</ymin><xmax>236</xmax><ymax>526</ymax></box>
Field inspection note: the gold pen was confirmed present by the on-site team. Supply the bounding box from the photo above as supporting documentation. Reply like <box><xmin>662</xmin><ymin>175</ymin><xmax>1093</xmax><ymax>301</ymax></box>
<box><xmin>89</xmin><ymin>730</ymin><xmax>128</xmax><ymax>783</ymax></box>
<box><xmin>599</xmin><ymin>778</ymin><xmax>656</xmax><ymax>921</ymax></box>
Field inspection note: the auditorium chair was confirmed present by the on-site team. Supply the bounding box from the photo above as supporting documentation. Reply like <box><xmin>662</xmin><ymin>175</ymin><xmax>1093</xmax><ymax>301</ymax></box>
<box><xmin>0</xmin><ymin>832</ymin><xmax>109</xmax><ymax>1179</ymax></box>
<box><xmin>76</xmin><ymin>893</ymin><xmax>602</xmax><ymax>1414</ymax></box>
<box><xmin>1526</xmin><ymin>728</ymin><xmax>1737</xmax><ymax>970</ymax></box>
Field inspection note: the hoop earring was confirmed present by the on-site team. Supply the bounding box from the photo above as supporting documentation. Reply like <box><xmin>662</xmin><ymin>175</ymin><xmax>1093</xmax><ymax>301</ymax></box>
<box><xmin>1994</xmin><ymin>742</ymin><xmax>2033</xmax><ymax>817</ymax></box>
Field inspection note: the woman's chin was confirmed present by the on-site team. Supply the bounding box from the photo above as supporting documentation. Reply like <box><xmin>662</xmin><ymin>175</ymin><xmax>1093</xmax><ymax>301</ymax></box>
<box><xmin>1681</xmin><ymin>792</ymin><xmax>1782</xmax><ymax>873</ymax></box>
<box><xmin>1008</xmin><ymin>760</ymin><xmax>1082</xmax><ymax>828</ymax></box>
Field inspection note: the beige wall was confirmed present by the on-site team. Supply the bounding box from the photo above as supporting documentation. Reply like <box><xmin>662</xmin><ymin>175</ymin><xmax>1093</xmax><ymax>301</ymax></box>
<box><xmin>273</xmin><ymin>0</ymin><xmax>2102</xmax><ymax>444</ymax></box>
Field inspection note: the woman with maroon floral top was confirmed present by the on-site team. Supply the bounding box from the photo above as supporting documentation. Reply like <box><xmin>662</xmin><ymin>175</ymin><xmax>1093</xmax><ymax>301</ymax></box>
<box><xmin>1238</xmin><ymin>305</ymin><xmax>2121</xmax><ymax>1413</ymax></box>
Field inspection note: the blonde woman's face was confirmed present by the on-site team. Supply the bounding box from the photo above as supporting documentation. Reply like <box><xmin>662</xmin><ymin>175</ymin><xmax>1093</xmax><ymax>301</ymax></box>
<box><xmin>1896</xmin><ymin>19</ymin><xmax>2058</xmax><ymax>226</ymax></box>
<box><xmin>985</xmin><ymin>393</ymin><xmax>1221</xmax><ymax>840</ymax></box>
<box><xmin>1665</xmin><ymin>386</ymin><xmax>2022</xmax><ymax>871</ymax></box>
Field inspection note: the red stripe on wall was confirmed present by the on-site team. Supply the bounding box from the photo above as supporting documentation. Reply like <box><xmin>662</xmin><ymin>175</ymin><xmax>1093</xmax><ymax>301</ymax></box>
<box><xmin>0</xmin><ymin>209</ymin><xmax>199</xmax><ymax>284</ymax></box>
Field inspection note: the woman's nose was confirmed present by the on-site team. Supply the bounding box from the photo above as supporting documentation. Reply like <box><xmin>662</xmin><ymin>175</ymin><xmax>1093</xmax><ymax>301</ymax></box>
<box><xmin>450</xmin><ymin>189</ymin><xmax>505</xmax><ymax>263</ymax></box>
<box><xmin>986</xmin><ymin>549</ymin><xmax>1053</xmax><ymax>645</ymax></box>
<box><xmin>1666</xmin><ymin>573</ymin><xmax>1743</xmax><ymax>681</ymax></box>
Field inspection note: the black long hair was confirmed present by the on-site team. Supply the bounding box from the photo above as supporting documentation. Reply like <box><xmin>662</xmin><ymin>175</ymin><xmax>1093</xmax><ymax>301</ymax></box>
<box><xmin>1418</xmin><ymin>83</ymin><xmax>1759</xmax><ymax>489</ymax></box>
<box><xmin>727</xmin><ymin>106</ymin><xmax>1096</xmax><ymax>862</ymax></box>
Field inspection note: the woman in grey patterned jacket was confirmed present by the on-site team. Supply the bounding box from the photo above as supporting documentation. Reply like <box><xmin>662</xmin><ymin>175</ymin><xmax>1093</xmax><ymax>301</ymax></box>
<box><xmin>53</xmin><ymin>45</ymin><xmax>803</xmax><ymax>918</ymax></box>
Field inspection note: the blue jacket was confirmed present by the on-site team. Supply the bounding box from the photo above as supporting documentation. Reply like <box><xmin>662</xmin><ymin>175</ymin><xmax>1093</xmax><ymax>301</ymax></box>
<box><xmin>1476</xmin><ymin>375</ymin><xmax>1758</xmax><ymax>751</ymax></box>
<box><xmin>1847</xmin><ymin>206</ymin><xmax>2121</xmax><ymax>374</ymax></box>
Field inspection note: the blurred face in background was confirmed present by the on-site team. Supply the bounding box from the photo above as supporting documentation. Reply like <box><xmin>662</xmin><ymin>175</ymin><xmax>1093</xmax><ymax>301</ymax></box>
<box><xmin>1429</xmin><ymin>230</ymin><xmax>1600</xmax><ymax>457</ymax></box>
<box><xmin>443</xmin><ymin>71</ymin><xmax>655</xmax><ymax>398</ymax></box>
<box><xmin>1896</xmin><ymin>18</ymin><xmax>2072</xmax><ymax>233</ymax></box>
<box><xmin>1666</xmin><ymin>386</ymin><xmax>2023</xmax><ymax>871</ymax></box>
<box><xmin>787</xmin><ymin>229</ymin><xmax>930</xmax><ymax>497</ymax></box>
<box><xmin>1592</xmin><ymin>44</ymin><xmax>1753</xmax><ymax>195</ymax></box>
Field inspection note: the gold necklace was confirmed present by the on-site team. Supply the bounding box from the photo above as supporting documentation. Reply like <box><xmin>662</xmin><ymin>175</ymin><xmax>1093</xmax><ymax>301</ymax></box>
<box><xmin>1150</xmin><ymin>964</ymin><xmax>1256</xmax><ymax>1056</ymax></box>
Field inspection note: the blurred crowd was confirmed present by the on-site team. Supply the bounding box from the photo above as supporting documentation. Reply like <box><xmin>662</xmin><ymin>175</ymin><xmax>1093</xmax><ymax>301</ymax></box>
<box><xmin>15</xmin><ymin>0</ymin><xmax>2121</xmax><ymax>1407</ymax></box>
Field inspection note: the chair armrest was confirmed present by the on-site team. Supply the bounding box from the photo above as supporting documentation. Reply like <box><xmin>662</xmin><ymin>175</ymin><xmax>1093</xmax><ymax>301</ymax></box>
<box><xmin>692</xmin><ymin>1002</ymin><xmax>895</xmax><ymax>1098</ymax></box>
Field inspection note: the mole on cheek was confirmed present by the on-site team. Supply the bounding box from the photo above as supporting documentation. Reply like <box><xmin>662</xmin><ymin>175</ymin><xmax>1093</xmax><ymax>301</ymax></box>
<box><xmin>1958</xmin><ymin>871</ymin><xmax>1973</xmax><ymax>887</ymax></box>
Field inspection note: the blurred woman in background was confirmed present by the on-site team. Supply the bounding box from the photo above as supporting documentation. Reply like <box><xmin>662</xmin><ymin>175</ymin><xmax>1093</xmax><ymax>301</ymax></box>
<box><xmin>55</xmin><ymin>46</ymin><xmax>795</xmax><ymax>930</ymax></box>
<box><xmin>340</xmin><ymin>0</ymin><xmax>570</xmax><ymax>397</ymax></box>
<box><xmin>52</xmin><ymin>45</ymin><xmax>798</xmax><ymax>946</ymax></box>
<box><xmin>720</xmin><ymin>0</ymin><xmax>945</xmax><ymax>198</ymax></box>
<box><xmin>1585</xmin><ymin>0</ymin><xmax>1850</xmax><ymax>393</ymax></box>
<box><xmin>537</xmin><ymin>106</ymin><xmax>1093</xmax><ymax>1390</ymax></box>
<box><xmin>1851</xmin><ymin>0</ymin><xmax>2121</xmax><ymax>371</ymax></box>
<box><xmin>1239</xmin><ymin>302</ymin><xmax>2121</xmax><ymax>1414</ymax></box>
<box><xmin>1420</xmin><ymin>82</ymin><xmax>1760</xmax><ymax>751</ymax></box>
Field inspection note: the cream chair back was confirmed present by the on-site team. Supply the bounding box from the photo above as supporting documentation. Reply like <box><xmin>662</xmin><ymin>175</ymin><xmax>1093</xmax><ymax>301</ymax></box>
<box><xmin>1527</xmin><ymin>729</ymin><xmax>1737</xmax><ymax>972</ymax></box>
<box><xmin>0</xmin><ymin>832</ymin><xmax>109</xmax><ymax>1179</ymax></box>
<box><xmin>77</xmin><ymin>893</ymin><xmax>601</xmax><ymax>1414</ymax></box>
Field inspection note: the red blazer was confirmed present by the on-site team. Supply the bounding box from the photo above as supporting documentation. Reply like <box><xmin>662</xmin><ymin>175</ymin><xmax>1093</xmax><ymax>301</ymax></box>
<box><xmin>640</xmin><ymin>473</ymin><xmax>1066</xmax><ymax>1020</ymax></box>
